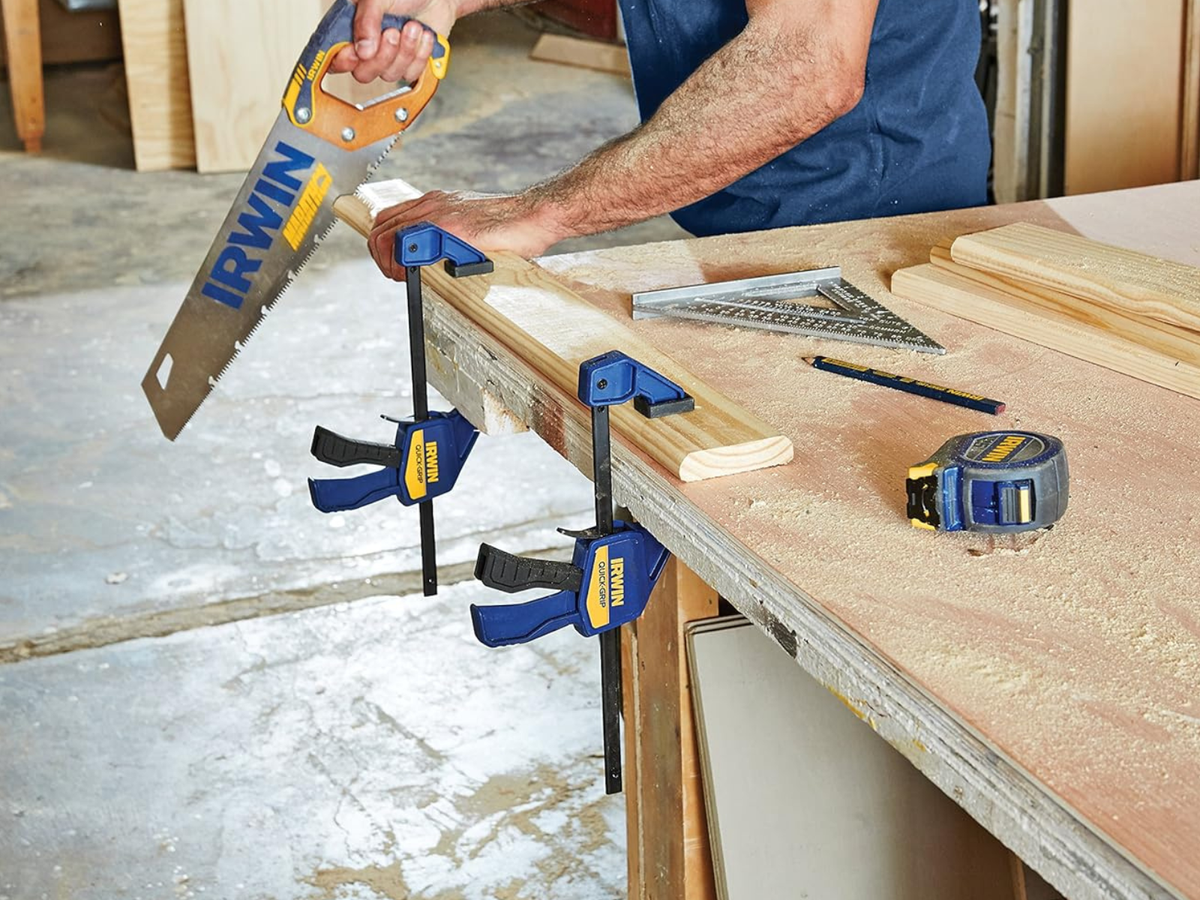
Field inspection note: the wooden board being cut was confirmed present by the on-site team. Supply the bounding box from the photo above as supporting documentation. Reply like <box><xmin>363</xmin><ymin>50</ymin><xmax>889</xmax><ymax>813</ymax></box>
<box><xmin>117</xmin><ymin>0</ymin><xmax>195</xmax><ymax>171</ymax></box>
<box><xmin>182</xmin><ymin>0</ymin><xmax>332</xmax><ymax>173</ymax></box>
<box><xmin>333</xmin><ymin>181</ymin><xmax>793</xmax><ymax>482</ymax></box>
<box><xmin>951</xmin><ymin>223</ymin><xmax>1200</xmax><ymax>338</ymax></box>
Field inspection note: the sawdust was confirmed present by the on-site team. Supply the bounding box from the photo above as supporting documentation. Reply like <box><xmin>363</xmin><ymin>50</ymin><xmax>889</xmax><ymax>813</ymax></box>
<box><xmin>304</xmin><ymin>860</ymin><xmax>410</xmax><ymax>900</ymax></box>
<box><xmin>544</xmin><ymin>189</ymin><xmax>1200</xmax><ymax>895</ymax></box>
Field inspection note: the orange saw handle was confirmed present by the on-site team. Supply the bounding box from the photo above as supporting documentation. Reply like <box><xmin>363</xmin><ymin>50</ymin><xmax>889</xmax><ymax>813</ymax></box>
<box><xmin>282</xmin><ymin>0</ymin><xmax>449</xmax><ymax>152</ymax></box>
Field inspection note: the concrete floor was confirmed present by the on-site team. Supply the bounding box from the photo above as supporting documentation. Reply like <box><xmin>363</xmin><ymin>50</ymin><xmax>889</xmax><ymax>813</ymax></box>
<box><xmin>0</xmin><ymin>12</ymin><xmax>684</xmax><ymax>899</ymax></box>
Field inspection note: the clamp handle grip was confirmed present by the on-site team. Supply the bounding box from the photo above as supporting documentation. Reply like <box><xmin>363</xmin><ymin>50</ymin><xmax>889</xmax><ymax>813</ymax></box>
<box><xmin>475</xmin><ymin>544</ymin><xmax>583</xmax><ymax>595</ymax></box>
<box><xmin>470</xmin><ymin>591</ymin><xmax>579</xmax><ymax>648</ymax></box>
<box><xmin>308</xmin><ymin>467</ymin><xmax>397</xmax><ymax>512</ymax></box>
<box><xmin>311</xmin><ymin>426</ymin><xmax>402</xmax><ymax>469</ymax></box>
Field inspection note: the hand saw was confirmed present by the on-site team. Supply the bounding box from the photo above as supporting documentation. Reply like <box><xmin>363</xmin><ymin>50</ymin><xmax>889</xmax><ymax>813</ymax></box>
<box><xmin>142</xmin><ymin>0</ymin><xmax>450</xmax><ymax>440</ymax></box>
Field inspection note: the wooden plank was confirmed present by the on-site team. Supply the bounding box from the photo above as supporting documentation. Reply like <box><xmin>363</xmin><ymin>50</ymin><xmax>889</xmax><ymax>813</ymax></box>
<box><xmin>992</xmin><ymin>0</ymin><xmax>1023</xmax><ymax>204</ymax></box>
<box><xmin>530</xmin><ymin>32</ymin><xmax>630</xmax><ymax>77</ymax></box>
<box><xmin>623</xmin><ymin>558</ymin><xmax>718</xmax><ymax>900</ymax></box>
<box><xmin>688</xmin><ymin>616</ymin><xmax>1014</xmax><ymax>900</ymax></box>
<box><xmin>929</xmin><ymin>241</ymin><xmax>1200</xmax><ymax>373</ymax></box>
<box><xmin>1183</xmin><ymin>0</ymin><xmax>1200</xmax><ymax>180</ymax></box>
<box><xmin>181</xmin><ymin>0</ymin><xmax>330</xmax><ymax>173</ymax></box>
<box><xmin>892</xmin><ymin>261</ymin><xmax>1200</xmax><ymax>400</ymax></box>
<box><xmin>1064</xmin><ymin>0</ymin><xmax>1186</xmax><ymax>194</ymax></box>
<box><xmin>2</xmin><ymin>0</ymin><xmax>45</xmax><ymax>153</ymax></box>
<box><xmin>117</xmin><ymin>0</ymin><xmax>195</xmax><ymax>171</ymax></box>
<box><xmin>333</xmin><ymin>181</ymin><xmax>794</xmax><ymax>482</ymax></box>
<box><xmin>950</xmin><ymin>223</ymin><xmax>1200</xmax><ymax>337</ymax></box>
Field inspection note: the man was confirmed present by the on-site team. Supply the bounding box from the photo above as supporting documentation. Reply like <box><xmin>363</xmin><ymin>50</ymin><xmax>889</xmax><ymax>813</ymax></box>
<box><xmin>331</xmin><ymin>0</ymin><xmax>989</xmax><ymax>281</ymax></box>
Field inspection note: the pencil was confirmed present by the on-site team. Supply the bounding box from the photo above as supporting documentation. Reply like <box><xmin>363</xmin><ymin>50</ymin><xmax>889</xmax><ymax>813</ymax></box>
<box><xmin>804</xmin><ymin>356</ymin><xmax>1006</xmax><ymax>415</ymax></box>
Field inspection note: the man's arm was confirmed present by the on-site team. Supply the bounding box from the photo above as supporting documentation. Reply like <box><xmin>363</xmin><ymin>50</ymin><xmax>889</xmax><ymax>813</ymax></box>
<box><xmin>367</xmin><ymin>0</ymin><xmax>879</xmax><ymax>279</ymax></box>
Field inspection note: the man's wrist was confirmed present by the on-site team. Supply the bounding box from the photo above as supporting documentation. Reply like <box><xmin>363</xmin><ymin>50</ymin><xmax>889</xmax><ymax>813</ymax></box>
<box><xmin>517</xmin><ymin>185</ymin><xmax>576</xmax><ymax>248</ymax></box>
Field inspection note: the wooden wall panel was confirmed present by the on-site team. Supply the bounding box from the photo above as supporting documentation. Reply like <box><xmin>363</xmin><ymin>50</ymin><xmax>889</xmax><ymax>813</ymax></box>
<box><xmin>1064</xmin><ymin>0</ymin><xmax>1186</xmax><ymax>194</ymax></box>
<box><xmin>181</xmin><ymin>0</ymin><xmax>330</xmax><ymax>174</ymax></box>
<box><xmin>117</xmin><ymin>0</ymin><xmax>195</xmax><ymax>171</ymax></box>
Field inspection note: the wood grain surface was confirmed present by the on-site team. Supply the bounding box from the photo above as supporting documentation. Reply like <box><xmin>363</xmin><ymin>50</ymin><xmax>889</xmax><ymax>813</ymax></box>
<box><xmin>334</xmin><ymin>182</ymin><xmax>794</xmax><ymax>482</ymax></box>
<box><xmin>530</xmin><ymin>33</ymin><xmax>631</xmax><ymax>77</ymax></box>
<box><xmin>950</xmin><ymin>223</ymin><xmax>1200</xmax><ymax>337</ymax></box>
<box><xmin>182</xmin><ymin>0</ymin><xmax>330</xmax><ymax>173</ymax></box>
<box><xmin>117</xmin><ymin>0</ymin><xmax>195</xmax><ymax>171</ymax></box>
<box><xmin>623</xmin><ymin>559</ymin><xmax>718</xmax><ymax>900</ymax></box>
<box><xmin>887</xmin><ymin>239</ymin><xmax>1200</xmax><ymax>400</ymax></box>
<box><xmin>2</xmin><ymin>0</ymin><xmax>44</xmax><ymax>153</ymax></box>
<box><xmin>1185</xmin><ymin>0</ymin><xmax>1200</xmax><ymax>180</ymax></box>
<box><xmin>930</xmin><ymin>242</ymin><xmax>1200</xmax><ymax>369</ymax></box>
<box><xmin>517</xmin><ymin>181</ymin><xmax>1199</xmax><ymax>900</ymax></box>
<box><xmin>1064</xmin><ymin>0</ymin><xmax>1186</xmax><ymax>193</ymax></box>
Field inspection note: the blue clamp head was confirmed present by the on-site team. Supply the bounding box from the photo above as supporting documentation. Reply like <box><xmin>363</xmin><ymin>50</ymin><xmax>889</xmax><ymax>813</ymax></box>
<box><xmin>577</xmin><ymin>350</ymin><xmax>695</xmax><ymax>419</ymax></box>
<box><xmin>395</xmin><ymin>222</ymin><xmax>495</xmax><ymax>278</ymax></box>
<box><xmin>308</xmin><ymin>409</ymin><xmax>479</xmax><ymax>512</ymax></box>
<box><xmin>469</xmin><ymin>522</ymin><xmax>670</xmax><ymax>648</ymax></box>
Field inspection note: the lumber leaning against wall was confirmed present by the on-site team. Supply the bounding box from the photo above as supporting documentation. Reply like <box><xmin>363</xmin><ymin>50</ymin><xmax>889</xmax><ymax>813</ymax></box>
<box><xmin>181</xmin><ymin>0</ymin><xmax>332</xmax><ymax>173</ymax></box>
<box><xmin>334</xmin><ymin>181</ymin><xmax>794</xmax><ymax>483</ymax></box>
<box><xmin>1064</xmin><ymin>0</ymin><xmax>1186</xmax><ymax>193</ymax></box>
<box><xmin>118</xmin><ymin>0</ymin><xmax>195</xmax><ymax>171</ymax></box>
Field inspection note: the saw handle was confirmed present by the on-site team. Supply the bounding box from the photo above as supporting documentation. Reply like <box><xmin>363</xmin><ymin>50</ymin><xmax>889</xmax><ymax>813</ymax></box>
<box><xmin>283</xmin><ymin>0</ymin><xmax>450</xmax><ymax>151</ymax></box>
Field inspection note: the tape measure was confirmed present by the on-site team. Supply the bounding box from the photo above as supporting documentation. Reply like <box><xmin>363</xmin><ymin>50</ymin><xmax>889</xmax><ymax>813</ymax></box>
<box><xmin>906</xmin><ymin>431</ymin><xmax>1069</xmax><ymax>533</ymax></box>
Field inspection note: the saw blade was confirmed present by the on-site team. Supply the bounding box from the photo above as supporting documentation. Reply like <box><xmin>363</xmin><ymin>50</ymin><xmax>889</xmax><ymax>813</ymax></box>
<box><xmin>142</xmin><ymin>113</ymin><xmax>397</xmax><ymax>440</ymax></box>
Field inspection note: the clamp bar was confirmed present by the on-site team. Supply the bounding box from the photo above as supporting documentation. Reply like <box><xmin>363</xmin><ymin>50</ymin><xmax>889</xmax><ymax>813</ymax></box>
<box><xmin>396</xmin><ymin>223</ymin><xmax>494</xmax><ymax>596</ymax></box>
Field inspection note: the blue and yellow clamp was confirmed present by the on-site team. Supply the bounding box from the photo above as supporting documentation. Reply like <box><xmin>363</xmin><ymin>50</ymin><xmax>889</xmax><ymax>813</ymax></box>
<box><xmin>470</xmin><ymin>350</ymin><xmax>694</xmax><ymax>794</ymax></box>
<box><xmin>308</xmin><ymin>410</ymin><xmax>479</xmax><ymax>510</ymax></box>
<box><xmin>308</xmin><ymin>222</ymin><xmax>493</xmax><ymax>596</ymax></box>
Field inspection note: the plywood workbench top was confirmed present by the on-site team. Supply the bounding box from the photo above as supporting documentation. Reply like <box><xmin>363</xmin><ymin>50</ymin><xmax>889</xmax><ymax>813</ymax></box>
<box><xmin>527</xmin><ymin>181</ymin><xmax>1200</xmax><ymax>900</ymax></box>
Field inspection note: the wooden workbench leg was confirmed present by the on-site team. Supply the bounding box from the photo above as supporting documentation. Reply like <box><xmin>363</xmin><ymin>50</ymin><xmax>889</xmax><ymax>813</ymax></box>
<box><xmin>2</xmin><ymin>0</ymin><xmax>45</xmax><ymax>153</ymax></box>
<box><xmin>622</xmin><ymin>557</ymin><xmax>720</xmax><ymax>900</ymax></box>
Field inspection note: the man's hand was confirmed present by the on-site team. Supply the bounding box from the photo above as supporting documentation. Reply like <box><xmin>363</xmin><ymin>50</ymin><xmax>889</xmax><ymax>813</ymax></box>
<box><xmin>330</xmin><ymin>0</ymin><xmax>459</xmax><ymax>85</ymax></box>
<box><xmin>368</xmin><ymin>191</ymin><xmax>566</xmax><ymax>279</ymax></box>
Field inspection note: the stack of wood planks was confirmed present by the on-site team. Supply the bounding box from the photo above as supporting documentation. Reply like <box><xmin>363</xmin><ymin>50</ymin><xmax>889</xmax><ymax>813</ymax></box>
<box><xmin>891</xmin><ymin>223</ymin><xmax>1200</xmax><ymax>400</ymax></box>
<box><xmin>117</xmin><ymin>0</ymin><xmax>346</xmax><ymax>173</ymax></box>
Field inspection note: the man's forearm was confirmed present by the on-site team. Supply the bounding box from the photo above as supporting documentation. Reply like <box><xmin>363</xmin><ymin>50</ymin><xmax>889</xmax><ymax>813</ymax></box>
<box><xmin>525</xmin><ymin>3</ymin><xmax>874</xmax><ymax>240</ymax></box>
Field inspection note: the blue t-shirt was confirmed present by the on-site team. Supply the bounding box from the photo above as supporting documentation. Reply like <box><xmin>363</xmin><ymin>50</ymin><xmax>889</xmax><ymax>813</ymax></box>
<box><xmin>617</xmin><ymin>0</ymin><xmax>991</xmax><ymax>236</ymax></box>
